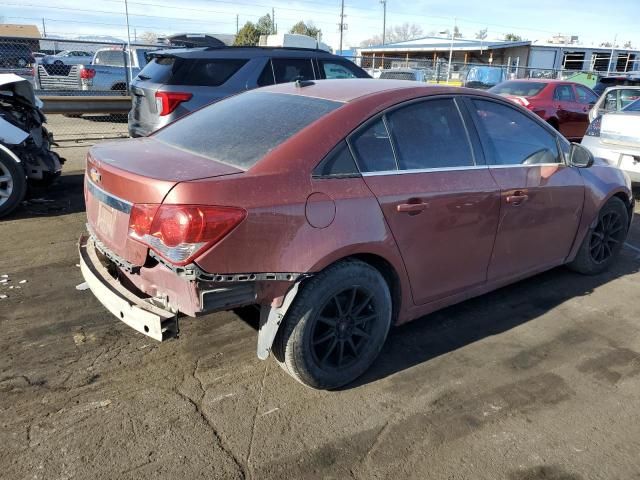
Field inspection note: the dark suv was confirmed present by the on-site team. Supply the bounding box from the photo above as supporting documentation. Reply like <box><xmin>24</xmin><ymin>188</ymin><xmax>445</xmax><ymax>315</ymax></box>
<box><xmin>128</xmin><ymin>47</ymin><xmax>370</xmax><ymax>137</ymax></box>
<box><xmin>0</xmin><ymin>43</ymin><xmax>35</xmax><ymax>68</ymax></box>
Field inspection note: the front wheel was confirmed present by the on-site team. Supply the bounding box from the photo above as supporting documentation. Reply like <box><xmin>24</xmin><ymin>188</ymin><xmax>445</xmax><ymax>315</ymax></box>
<box><xmin>0</xmin><ymin>151</ymin><xmax>27</xmax><ymax>218</ymax></box>
<box><xmin>272</xmin><ymin>260</ymin><xmax>392</xmax><ymax>390</ymax></box>
<box><xmin>568</xmin><ymin>196</ymin><xmax>629</xmax><ymax>275</ymax></box>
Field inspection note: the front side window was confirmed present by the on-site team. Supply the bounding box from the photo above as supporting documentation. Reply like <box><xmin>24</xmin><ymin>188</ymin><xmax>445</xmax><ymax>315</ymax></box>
<box><xmin>575</xmin><ymin>85</ymin><xmax>598</xmax><ymax>105</ymax></box>
<box><xmin>620</xmin><ymin>89</ymin><xmax>640</xmax><ymax>109</ymax></box>
<box><xmin>272</xmin><ymin>58</ymin><xmax>315</xmax><ymax>83</ymax></box>
<box><xmin>604</xmin><ymin>90</ymin><xmax>618</xmax><ymax>111</ymax></box>
<box><xmin>350</xmin><ymin>118</ymin><xmax>397</xmax><ymax>172</ymax></box>
<box><xmin>320</xmin><ymin>60</ymin><xmax>362</xmax><ymax>79</ymax></box>
<box><xmin>554</xmin><ymin>85</ymin><xmax>575</xmax><ymax>102</ymax></box>
<box><xmin>385</xmin><ymin>98</ymin><xmax>474</xmax><ymax>170</ymax></box>
<box><xmin>472</xmin><ymin>99</ymin><xmax>561</xmax><ymax>166</ymax></box>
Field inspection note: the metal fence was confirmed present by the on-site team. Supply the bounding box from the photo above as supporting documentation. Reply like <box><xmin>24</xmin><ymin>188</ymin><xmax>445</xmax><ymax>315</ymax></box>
<box><xmin>0</xmin><ymin>36</ymin><xmax>631</xmax><ymax>144</ymax></box>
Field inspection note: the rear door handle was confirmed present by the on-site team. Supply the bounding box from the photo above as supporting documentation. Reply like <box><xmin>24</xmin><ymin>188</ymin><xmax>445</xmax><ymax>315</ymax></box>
<box><xmin>506</xmin><ymin>191</ymin><xmax>529</xmax><ymax>206</ymax></box>
<box><xmin>397</xmin><ymin>202</ymin><xmax>429</xmax><ymax>214</ymax></box>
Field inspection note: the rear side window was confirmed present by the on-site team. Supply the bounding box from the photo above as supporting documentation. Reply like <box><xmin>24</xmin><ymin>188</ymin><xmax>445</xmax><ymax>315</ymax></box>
<box><xmin>575</xmin><ymin>85</ymin><xmax>598</xmax><ymax>104</ymax></box>
<box><xmin>350</xmin><ymin>118</ymin><xmax>397</xmax><ymax>172</ymax></box>
<box><xmin>472</xmin><ymin>99</ymin><xmax>560</xmax><ymax>165</ymax></box>
<box><xmin>154</xmin><ymin>91</ymin><xmax>341</xmax><ymax>169</ymax></box>
<box><xmin>257</xmin><ymin>61</ymin><xmax>275</xmax><ymax>86</ymax></box>
<box><xmin>320</xmin><ymin>60</ymin><xmax>365</xmax><ymax>79</ymax></box>
<box><xmin>138</xmin><ymin>56</ymin><xmax>175</xmax><ymax>82</ymax></box>
<box><xmin>385</xmin><ymin>99</ymin><xmax>474</xmax><ymax>170</ymax></box>
<box><xmin>313</xmin><ymin>141</ymin><xmax>359</xmax><ymax>177</ymax></box>
<box><xmin>272</xmin><ymin>58</ymin><xmax>315</xmax><ymax>83</ymax></box>
<box><xmin>93</xmin><ymin>50</ymin><xmax>126</xmax><ymax>66</ymax></box>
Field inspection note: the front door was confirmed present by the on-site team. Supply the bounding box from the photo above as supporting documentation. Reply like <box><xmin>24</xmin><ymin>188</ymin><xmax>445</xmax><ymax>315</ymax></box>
<box><xmin>574</xmin><ymin>85</ymin><xmax>599</xmax><ymax>137</ymax></box>
<box><xmin>350</xmin><ymin>98</ymin><xmax>501</xmax><ymax>305</ymax></box>
<box><xmin>467</xmin><ymin>98</ymin><xmax>585</xmax><ymax>282</ymax></box>
<box><xmin>553</xmin><ymin>84</ymin><xmax>581</xmax><ymax>139</ymax></box>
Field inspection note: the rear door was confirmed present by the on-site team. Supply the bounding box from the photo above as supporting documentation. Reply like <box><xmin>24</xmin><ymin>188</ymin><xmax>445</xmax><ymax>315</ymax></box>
<box><xmin>351</xmin><ymin>97</ymin><xmax>501</xmax><ymax>305</ymax></box>
<box><xmin>466</xmin><ymin>98</ymin><xmax>584</xmax><ymax>282</ymax></box>
<box><xmin>553</xmin><ymin>84</ymin><xmax>580</xmax><ymax>138</ymax></box>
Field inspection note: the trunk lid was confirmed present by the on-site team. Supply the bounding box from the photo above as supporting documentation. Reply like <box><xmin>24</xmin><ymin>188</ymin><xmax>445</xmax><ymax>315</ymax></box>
<box><xmin>86</xmin><ymin>137</ymin><xmax>242</xmax><ymax>264</ymax></box>
<box><xmin>601</xmin><ymin>112</ymin><xmax>640</xmax><ymax>149</ymax></box>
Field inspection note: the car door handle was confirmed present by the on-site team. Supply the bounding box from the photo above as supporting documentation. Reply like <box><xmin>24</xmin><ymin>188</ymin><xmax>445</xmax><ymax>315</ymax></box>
<box><xmin>506</xmin><ymin>192</ymin><xmax>529</xmax><ymax>206</ymax></box>
<box><xmin>397</xmin><ymin>202</ymin><xmax>429</xmax><ymax>213</ymax></box>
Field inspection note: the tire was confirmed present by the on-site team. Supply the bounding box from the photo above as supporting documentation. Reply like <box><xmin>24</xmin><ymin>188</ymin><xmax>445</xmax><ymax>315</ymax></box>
<box><xmin>568</xmin><ymin>196</ymin><xmax>629</xmax><ymax>275</ymax></box>
<box><xmin>272</xmin><ymin>259</ymin><xmax>392</xmax><ymax>390</ymax></box>
<box><xmin>0</xmin><ymin>151</ymin><xmax>27</xmax><ymax>218</ymax></box>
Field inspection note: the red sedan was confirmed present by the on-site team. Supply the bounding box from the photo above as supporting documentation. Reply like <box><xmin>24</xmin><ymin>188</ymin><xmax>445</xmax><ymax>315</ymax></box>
<box><xmin>79</xmin><ymin>79</ymin><xmax>633</xmax><ymax>389</ymax></box>
<box><xmin>489</xmin><ymin>79</ymin><xmax>599</xmax><ymax>141</ymax></box>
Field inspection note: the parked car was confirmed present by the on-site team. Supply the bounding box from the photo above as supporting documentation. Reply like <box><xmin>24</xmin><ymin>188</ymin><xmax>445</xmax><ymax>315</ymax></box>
<box><xmin>490</xmin><ymin>79</ymin><xmax>599</xmax><ymax>140</ymax></box>
<box><xmin>128</xmin><ymin>46</ymin><xmax>370</xmax><ymax>137</ymax></box>
<box><xmin>582</xmin><ymin>98</ymin><xmax>640</xmax><ymax>183</ymax></box>
<box><xmin>588</xmin><ymin>85</ymin><xmax>640</xmax><ymax>122</ymax></box>
<box><xmin>463</xmin><ymin>65</ymin><xmax>507</xmax><ymax>90</ymax></box>
<box><xmin>593</xmin><ymin>73</ymin><xmax>640</xmax><ymax>96</ymax></box>
<box><xmin>36</xmin><ymin>47</ymin><xmax>150</xmax><ymax>92</ymax></box>
<box><xmin>79</xmin><ymin>79</ymin><xmax>633</xmax><ymax>389</ymax></box>
<box><xmin>378</xmin><ymin>68</ymin><xmax>431</xmax><ymax>82</ymax></box>
<box><xmin>0</xmin><ymin>43</ymin><xmax>35</xmax><ymax>69</ymax></box>
<box><xmin>0</xmin><ymin>74</ymin><xmax>64</xmax><ymax>217</ymax></box>
<box><xmin>42</xmin><ymin>50</ymin><xmax>94</xmax><ymax>66</ymax></box>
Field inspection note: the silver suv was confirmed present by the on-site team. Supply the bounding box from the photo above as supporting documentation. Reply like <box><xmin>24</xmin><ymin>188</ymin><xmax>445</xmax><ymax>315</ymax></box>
<box><xmin>128</xmin><ymin>47</ymin><xmax>370</xmax><ymax>137</ymax></box>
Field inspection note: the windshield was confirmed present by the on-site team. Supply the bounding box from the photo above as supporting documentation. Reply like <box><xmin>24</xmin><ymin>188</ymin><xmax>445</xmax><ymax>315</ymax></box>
<box><xmin>154</xmin><ymin>91</ymin><xmax>342</xmax><ymax>169</ymax></box>
<box><xmin>623</xmin><ymin>99</ymin><xmax>640</xmax><ymax>112</ymax></box>
<box><xmin>489</xmin><ymin>81</ymin><xmax>547</xmax><ymax>97</ymax></box>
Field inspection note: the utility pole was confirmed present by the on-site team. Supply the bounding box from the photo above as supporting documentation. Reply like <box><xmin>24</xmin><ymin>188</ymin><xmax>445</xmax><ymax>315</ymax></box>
<box><xmin>447</xmin><ymin>18</ymin><xmax>456</xmax><ymax>82</ymax></box>
<box><xmin>236</xmin><ymin>14</ymin><xmax>239</xmax><ymax>34</ymax></box>
<box><xmin>338</xmin><ymin>0</ymin><xmax>346</xmax><ymax>55</ymax></box>
<box><xmin>272</xmin><ymin>7</ymin><xmax>276</xmax><ymax>34</ymax></box>
<box><xmin>123</xmin><ymin>0</ymin><xmax>133</xmax><ymax>92</ymax></box>
<box><xmin>380</xmin><ymin>0</ymin><xmax>386</xmax><ymax>45</ymax></box>
<box><xmin>41</xmin><ymin>18</ymin><xmax>47</xmax><ymax>37</ymax></box>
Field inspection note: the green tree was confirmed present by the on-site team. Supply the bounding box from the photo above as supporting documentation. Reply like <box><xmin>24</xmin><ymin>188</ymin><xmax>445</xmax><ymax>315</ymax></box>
<box><xmin>289</xmin><ymin>20</ymin><xmax>321</xmax><ymax>38</ymax></box>
<box><xmin>257</xmin><ymin>13</ymin><xmax>274</xmax><ymax>35</ymax></box>
<box><xmin>504</xmin><ymin>33</ymin><xmax>522</xmax><ymax>41</ymax></box>
<box><xmin>234</xmin><ymin>21</ymin><xmax>261</xmax><ymax>46</ymax></box>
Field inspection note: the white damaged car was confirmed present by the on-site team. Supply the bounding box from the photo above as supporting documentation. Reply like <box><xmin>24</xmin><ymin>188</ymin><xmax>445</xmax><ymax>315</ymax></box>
<box><xmin>0</xmin><ymin>74</ymin><xmax>64</xmax><ymax>217</ymax></box>
<box><xmin>582</xmin><ymin>99</ymin><xmax>640</xmax><ymax>184</ymax></box>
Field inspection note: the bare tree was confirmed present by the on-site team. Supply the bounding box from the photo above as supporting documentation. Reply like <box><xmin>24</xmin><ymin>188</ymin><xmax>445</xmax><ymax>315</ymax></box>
<box><xmin>453</xmin><ymin>25</ymin><xmax>462</xmax><ymax>39</ymax></box>
<box><xmin>138</xmin><ymin>31</ymin><xmax>159</xmax><ymax>45</ymax></box>
<box><xmin>360</xmin><ymin>22</ymin><xmax>423</xmax><ymax>46</ymax></box>
<box><xmin>475</xmin><ymin>28</ymin><xmax>488</xmax><ymax>40</ymax></box>
<box><xmin>624</xmin><ymin>40</ymin><xmax>633</xmax><ymax>49</ymax></box>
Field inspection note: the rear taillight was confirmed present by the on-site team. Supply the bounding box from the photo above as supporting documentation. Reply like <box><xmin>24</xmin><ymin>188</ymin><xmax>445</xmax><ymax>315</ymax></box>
<box><xmin>155</xmin><ymin>91</ymin><xmax>193</xmax><ymax>116</ymax></box>
<box><xmin>585</xmin><ymin>116</ymin><xmax>602</xmax><ymax>137</ymax></box>
<box><xmin>511</xmin><ymin>96</ymin><xmax>532</xmax><ymax>108</ymax></box>
<box><xmin>128</xmin><ymin>204</ymin><xmax>246</xmax><ymax>266</ymax></box>
<box><xmin>79</xmin><ymin>67</ymin><xmax>96</xmax><ymax>79</ymax></box>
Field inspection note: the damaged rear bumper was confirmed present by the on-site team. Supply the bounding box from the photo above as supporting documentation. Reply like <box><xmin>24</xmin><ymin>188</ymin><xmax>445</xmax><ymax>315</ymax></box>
<box><xmin>79</xmin><ymin>234</ymin><xmax>178</xmax><ymax>341</ymax></box>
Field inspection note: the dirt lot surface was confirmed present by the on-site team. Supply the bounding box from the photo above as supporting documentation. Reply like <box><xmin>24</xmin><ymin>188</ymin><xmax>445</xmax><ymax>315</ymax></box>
<box><xmin>2</xmin><ymin>144</ymin><xmax>640</xmax><ymax>479</ymax></box>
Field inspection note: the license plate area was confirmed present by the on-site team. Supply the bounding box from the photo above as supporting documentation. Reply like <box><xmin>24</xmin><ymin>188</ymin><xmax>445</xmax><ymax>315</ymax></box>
<box><xmin>97</xmin><ymin>202</ymin><xmax>116</xmax><ymax>241</ymax></box>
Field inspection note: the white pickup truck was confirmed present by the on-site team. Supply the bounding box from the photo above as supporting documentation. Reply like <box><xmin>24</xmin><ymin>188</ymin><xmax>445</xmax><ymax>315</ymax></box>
<box><xmin>36</xmin><ymin>47</ymin><xmax>150</xmax><ymax>92</ymax></box>
<box><xmin>582</xmin><ymin>99</ymin><xmax>640</xmax><ymax>184</ymax></box>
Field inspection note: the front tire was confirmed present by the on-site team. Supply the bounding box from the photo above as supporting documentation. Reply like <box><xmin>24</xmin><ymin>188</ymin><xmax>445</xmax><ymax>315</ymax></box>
<box><xmin>568</xmin><ymin>196</ymin><xmax>629</xmax><ymax>275</ymax></box>
<box><xmin>0</xmin><ymin>151</ymin><xmax>27</xmax><ymax>218</ymax></box>
<box><xmin>272</xmin><ymin>260</ymin><xmax>392</xmax><ymax>390</ymax></box>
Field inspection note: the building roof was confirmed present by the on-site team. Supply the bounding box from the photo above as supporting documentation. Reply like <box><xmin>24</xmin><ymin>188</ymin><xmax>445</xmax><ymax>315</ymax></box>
<box><xmin>359</xmin><ymin>36</ymin><xmax>531</xmax><ymax>53</ymax></box>
<box><xmin>530</xmin><ymin>41</ymin><xmax>640</xmax><ymax>54</ymax></box>
<box><xmin>0</xmin><ymin>24</ymin><xmax>41</xmax><ymax>38</ymax></box>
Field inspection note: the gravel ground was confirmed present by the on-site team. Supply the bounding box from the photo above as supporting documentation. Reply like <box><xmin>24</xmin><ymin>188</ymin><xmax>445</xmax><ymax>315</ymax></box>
<box><xmin>1</xmin><ymin>144</ymin><xmax>640</xmax><ymax>479</ymax></box>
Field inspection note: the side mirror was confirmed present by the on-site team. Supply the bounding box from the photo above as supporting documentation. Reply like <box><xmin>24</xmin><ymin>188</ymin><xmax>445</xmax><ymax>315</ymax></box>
<box><xmin>569</xmin><ymin>143</ymin><xmax>594</xmax><ymax>168</ymax></box>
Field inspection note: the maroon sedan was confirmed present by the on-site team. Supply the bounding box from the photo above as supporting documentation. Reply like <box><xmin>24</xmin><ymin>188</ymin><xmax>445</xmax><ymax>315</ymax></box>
<box><xmin>489</xmin><ymin>79</ymin><xmax>599</xmax><ymax>141</ymax></box>
<box><xmin>79</xmin><ymin>79</ymin><xmax>633</xmax><ymax>389</ymax></box>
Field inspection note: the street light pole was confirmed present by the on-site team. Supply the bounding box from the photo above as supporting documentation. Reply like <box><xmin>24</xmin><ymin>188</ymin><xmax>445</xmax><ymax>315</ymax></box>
<box><xmin>380</xmin><ymin>0</ymin><xmax>387</xmax><ymax>45</ymax></box>
<box><xmin>123</xmin><ymin>0</ymin><xmax>133</xmax><ymax>91</ymax></box>
<box><xmin>339</xmin><ymin>0</ymin><xmax>345</xmax><ymax>55</ymax></box>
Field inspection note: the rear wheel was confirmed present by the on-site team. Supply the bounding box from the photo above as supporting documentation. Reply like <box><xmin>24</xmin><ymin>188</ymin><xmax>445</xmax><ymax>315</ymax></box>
<box><xmin>0</xmin><ymin>151</ymin><xmax>27</xmax><ymax>218</ymax></box>
<box><xmin>272</xmin><ymin>260</ymin><xmax>392</xmax><ymax>390</ymax></box>
<box><xmin>568</xmin><ymin>197</ymin><xmax>629</xmax><ymax>275</ymax></box>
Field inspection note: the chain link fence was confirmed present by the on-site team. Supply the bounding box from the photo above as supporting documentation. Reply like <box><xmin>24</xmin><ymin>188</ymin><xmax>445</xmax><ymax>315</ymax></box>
<box><xmin>0</xmin><ymin>36</ymin><xmax>631</xmax><ymax>144</ymax></box>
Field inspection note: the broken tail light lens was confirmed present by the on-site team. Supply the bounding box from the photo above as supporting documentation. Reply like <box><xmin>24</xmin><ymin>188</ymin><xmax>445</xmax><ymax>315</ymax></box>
<box><xmin>79</xmin><ymin>67</ymin><xmax>96</xmax><ymax>79</ymax></box>
<box><xmin>585</xmin><ymin>116</ymin><xmax>602</xmax><ymax>137</ymax></box>
<box><xmin>128</xmin><ymin>204</ymin><xmax>246</xmax><ymax>266</ymax></box>
<box><xmin>155</xmin><ymin>91</ymin><xmax>193</xmax><ymax>116</ymax></box>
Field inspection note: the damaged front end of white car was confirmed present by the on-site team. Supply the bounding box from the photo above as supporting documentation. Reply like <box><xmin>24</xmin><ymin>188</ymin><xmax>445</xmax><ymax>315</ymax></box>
<box><xmin>0</xmin><ymin>73</ymin><xmax>64</xmax><ymax>217</ymax></box>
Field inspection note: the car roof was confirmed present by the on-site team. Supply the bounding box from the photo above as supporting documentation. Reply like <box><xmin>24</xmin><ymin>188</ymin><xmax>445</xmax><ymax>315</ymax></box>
<box><xmin>257</xmin><ymin>78</ymin><xmax>487</xmax><ymax>103</ymax></box>
<box><xmin>150</xmin><ymin>46</ymin><xmax>342</xmax><ymax>60</ymax></box>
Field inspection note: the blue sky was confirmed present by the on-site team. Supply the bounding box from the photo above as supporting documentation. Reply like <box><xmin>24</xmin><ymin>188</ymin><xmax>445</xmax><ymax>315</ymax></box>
<box><xmin>2</xmin><ymin>0</ymin><xmax>639</xmax><ymax>50</ymax></box>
